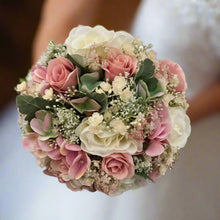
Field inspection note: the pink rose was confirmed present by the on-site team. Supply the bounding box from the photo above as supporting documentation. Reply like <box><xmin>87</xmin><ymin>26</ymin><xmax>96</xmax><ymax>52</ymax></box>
<box><xmin>160</xmin><ymin>59</ymin><xmax>187</xmax><ymax>92</ymax></box>
<box><xmin>148</xmin><ymin>104</ymin><xmax>171</xmax><ymax>141</ymax></box>
<box><xmin>146</xmin><ymin>104</ymin><xmax>171</xmax><ymax>157</ymax></box>
<box><xmin>31</xmin><ymin>65</ymin><xmax>47</xmax><ymax>83</ymax></box>
<box><xmin>46</xmin><ymin>57</ymin><xmax>78</xmax><ymax>92</ymax></box>
<box><xmin>103</xmin><ymin>48</ymin><xmax>137</xmax><ymax>82</ymax></box>
<box><xmin>66</xmin><ymin>150</ymin><xmax>91</xmax><ymax>180</ymax></box>
<box><xmin>102</xmin><ymin>153</ymin><xmax>135</xmax><ymax>180</ymax></box>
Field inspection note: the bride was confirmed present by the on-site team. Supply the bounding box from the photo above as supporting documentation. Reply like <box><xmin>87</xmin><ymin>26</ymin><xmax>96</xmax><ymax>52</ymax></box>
<box><xmin>1</xmin><ymin>0</ymin><xmax>219</xmax><ymax>219</ymax></box>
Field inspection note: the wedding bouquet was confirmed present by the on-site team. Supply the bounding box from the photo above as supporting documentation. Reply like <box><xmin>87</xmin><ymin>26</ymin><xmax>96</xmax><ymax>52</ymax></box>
<box><xmin>16</xmin><ymin>25</ymin><xmax>191</xmax><ymax>195</ymax></box>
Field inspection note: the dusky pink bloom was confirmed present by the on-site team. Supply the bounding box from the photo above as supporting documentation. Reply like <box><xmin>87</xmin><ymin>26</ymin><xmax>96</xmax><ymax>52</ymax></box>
<box><xmin>50</xmin><ymin>158</ymin><xmax>69</xmax><ymax>176</ymax></box>
<box><xmin>160</xmin><ymin>59</ymin><xmax>187</xmax><ymax>92</ymax></box>
<box><xmin>148</xmin><ymin>104</ymin><xmax>171</xmax><ymax>141</ymax></box>
<box><xmin>46</xmin><ymin>57</ymin><xmax>78</xmax><ymax>92</ymax></box>
<box><xmin>102</xmin><ymin>153</ymin><xmax>135</xmax><ymax>180</ymax></box>
<box><xmin>22</xmin><ymin>132</ymin><xmax>52</xmax><ymax>158</ymax></box>
<box><xmin>30</xmin><ymin>110</ymin><xmax>57</xmax><ymax>141</ymax></box>
<box><xmin>30</xmin><ymin>65</ymin><xmax>47</xmax><ymax>83</ymax></box>
<box><xmin>56</xmin><ymin>136</ymin><xmax>89</xmax><ymax>180</ymax></box>
<box><xmin>145</xmin><ymin>140</ymin><xmax>164</xmax><ymax>157</ymax></box>
<box><xmin>66</xmin><ymin>150</ymin><xmax>91</xmax><ymax>180</ymax></box>
<box><xmin>103</xmin><ymin>48</ymin><xmax>137</xmax><ymax>82</ymax></box>
<box><xmin>56</xmin><ymin>136</ymin><xmax>81</xmax><ymax>156</ymax></box>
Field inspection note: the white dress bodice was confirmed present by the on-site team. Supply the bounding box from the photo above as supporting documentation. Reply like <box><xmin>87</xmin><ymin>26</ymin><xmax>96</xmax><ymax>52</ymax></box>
<box><xmin>132</xmin><ymin>0</ymin><xmax>220</xmax><ymax>97</ymax></box>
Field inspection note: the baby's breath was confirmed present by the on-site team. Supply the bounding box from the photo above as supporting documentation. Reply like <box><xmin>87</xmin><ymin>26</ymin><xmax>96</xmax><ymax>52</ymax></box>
<box><xmin>53</xmin><ymin>107</ymin><xmax>80</xmax><ymax>144</ymax></box>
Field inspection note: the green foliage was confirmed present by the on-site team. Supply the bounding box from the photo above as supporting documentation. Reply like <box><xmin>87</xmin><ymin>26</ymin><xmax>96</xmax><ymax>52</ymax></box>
<box><xmin>16</xmin><ymin>95</ymin><xmax>59</xmax><ymax>122</ymax></box>
<box><xmin>135</xmin><ymin>58</ymin><xmax>163</xmax><ymax>98</ymax></box>
<box><xmin>135</xmin><ymin>58</ymin><xmax>155</xmax><ymax>83</ymax></box>
<box><xmin>70</xmin><ymin>97</ymin><xmax>101</xmax><ymax>114</ymax></box>
<box><xmin>80</xmin><ymin>72</ymin><xmax>101</xmax><ymax>92</ymax></box>
<box><xmin>66</xmin><ymin>54</ymin><xmax>89</xmax><ymax>74</ymax></box>
<box><xmin>135</xmin><ymin>171</ymin><xmax>153</xmax><ymax>182</ymax></box>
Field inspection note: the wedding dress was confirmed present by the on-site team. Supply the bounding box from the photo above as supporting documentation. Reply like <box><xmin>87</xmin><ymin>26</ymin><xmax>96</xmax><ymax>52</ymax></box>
<box><xmin>1</xmin><ymin>1</ymin><xmax>220</xmax><ymax>220</ymax></box>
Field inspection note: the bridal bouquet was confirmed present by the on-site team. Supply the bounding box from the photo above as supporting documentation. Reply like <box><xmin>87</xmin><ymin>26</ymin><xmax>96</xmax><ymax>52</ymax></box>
<box><xmin>16</xmin><ymin>25</ymin><xmax>191</xmax><ymax>195</ymax></box>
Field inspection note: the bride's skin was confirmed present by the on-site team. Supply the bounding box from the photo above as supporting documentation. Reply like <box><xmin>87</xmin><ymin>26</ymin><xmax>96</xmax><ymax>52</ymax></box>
<box><xmin>32</xmin><ymin>0</ymin><xmax>220</xmax><ymax>123</ymax></box>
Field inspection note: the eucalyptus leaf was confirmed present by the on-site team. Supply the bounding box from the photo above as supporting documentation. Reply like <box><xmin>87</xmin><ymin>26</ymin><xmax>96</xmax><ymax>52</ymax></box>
<box><xmin>16</xmin><ymin>95</ymin><xmax>59</xmax><ymax>122</ymax></box>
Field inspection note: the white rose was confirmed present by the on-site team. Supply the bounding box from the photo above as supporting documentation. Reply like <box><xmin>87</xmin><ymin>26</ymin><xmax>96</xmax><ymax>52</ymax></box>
<box><xmin>112</xmin><ymin>76</ymin><xmax>126</xmax><ymax>95</ymax></box>
<box><xmin>76</xmin><ymin>120</ymin><xmax>143</xmax><ymax>157</ymax></box>
<box><xmin>65</xmin><ymin>25</ymin><xmax>134</xmax><ymax>54</ymax></box>
<box><xmin>167</xmin><ymin>107</ymin><xmax>191</xmax><ymax>149</ymax></box>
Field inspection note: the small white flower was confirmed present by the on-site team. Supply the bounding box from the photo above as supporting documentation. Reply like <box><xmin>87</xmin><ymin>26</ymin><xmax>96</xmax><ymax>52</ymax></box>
<box><xmin>120</xmin><ymin>88</ymin><xmax>133</xmax><ymax>102</ymax></box>
<box><xmin>16</xmin><ymin>81</ymin><xmax>27</xmax><ymax>92</ymax></box>
<box><xmin>43</xmin><ymin>88</ymin><xmax>53</xmax><ymax>100</ymax></box>
<box><xmin>159</xmin><ymin>164</ymin><xmax>168</xmax><ymax>175</ymax></box>
<box><xmin>103</xmin><ymin>111</ymin><xmax>112</xmax><ymax>122</ymax></box>
<box><xmin>112</xmin><ymin>76</ymin><xmax>126</xmax><ymax>95</ymax></box>
<box><xmin>100</xmin><ymin>82</ymin><xmax>111</xmax><ymax>92</ymax></box>
<box><xmin>95</xmin><ymin>88</ymin><xmax>104</xmax><ymax>94</ymax></box>
<box><xmin>110</xmin><ymin>119</ymin><xmax>127</xmax><ymax>135</ymax></box>
<box><xmin>88</xmin><ymin>112</ymin><xmax>103</xmax><ymax>127</ymax></box>
<box><xmin>162</xmin><ymin>93</ymin><xmax>174</xmax><ymax>106</ymax></box>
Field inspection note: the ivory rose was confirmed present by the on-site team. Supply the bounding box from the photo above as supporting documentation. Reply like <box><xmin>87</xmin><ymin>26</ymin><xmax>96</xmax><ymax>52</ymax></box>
<box><xmin>160</xmin><ymin>60</ymin><xmax>187</xmax><ymax>92</ymax></box>
<box><xmin>103</xmin><ymin>48</ymin><xmax>137</xmax><ymax>82</ymax></box>
<box><xmin>65</xmin><ymin>25</ymin><xmax>134</xmax><ymax>54</ymax></box>
<box><xmin>167</xmin><ymin>107</ymin><xmax>191</xmax><ymax>149</ymax></box>
<box><xmin>46</xmin><ymin>57</ymin><xmax>78</xmax><ymax>92</ymax></box>
<box><xmin>76</xmin><ymin>120</ymin><xmax>143</xmax><ymax>157</ymax></box>
<box><xmin>102</xmin><ymin>153</ymin><xmax>135</xmax><ymax>180</ymax></box>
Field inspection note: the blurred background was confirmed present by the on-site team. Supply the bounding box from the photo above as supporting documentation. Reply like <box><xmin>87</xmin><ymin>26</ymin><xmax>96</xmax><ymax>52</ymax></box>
<box><xmin>0</xmin><ymin>0</ymin><xmax>219</xmax><ymax>220</ymax></box>
<box><xmin>0</xmin><ymin>0</ymin><xmax>43</xmax><ymax>111</ymax></box>
<box><xmin>0</xmin><ymin>0</ymin><xmax>140</xmax><ymax>112</ymax></box>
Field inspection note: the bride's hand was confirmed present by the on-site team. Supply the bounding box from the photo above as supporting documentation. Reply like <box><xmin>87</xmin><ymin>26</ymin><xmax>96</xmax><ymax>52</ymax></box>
<box><xmin>187</xmin><ymin>81</ymin><xmax>220</xmax><ymax>123</ymax></box>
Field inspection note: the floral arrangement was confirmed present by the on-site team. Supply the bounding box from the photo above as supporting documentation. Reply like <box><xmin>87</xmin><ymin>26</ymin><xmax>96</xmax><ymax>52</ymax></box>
<box><xmin>16</xmin><ymin>25</ymin><xmax>191</xmax><ymax>195</ymax></box>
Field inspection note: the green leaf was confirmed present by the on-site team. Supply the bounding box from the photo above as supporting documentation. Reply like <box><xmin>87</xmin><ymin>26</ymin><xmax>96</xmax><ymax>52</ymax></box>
<box><xmin>135</xmin><ymin>171</ymin><xmax>154</xmax><ymax>182</ymax></box>
<box><xmin>16</xmin><ymin>95</ymin><xmax>59</xmax><ymax>122</ymax></box>
<box><xmin>136</xmin><ymin>80</ymin><xmax>149</xmax><ymax>99</ymax></box>
<box><xmin>88</xmin><ymin>92</ymin><xmax>108</xmax><ymax>113</ymax></box>
<box><xmin>66</xmin><ymin>54</ymin><xmax>89</xmax><ymax>74</ymax></box>
<box><xmin>146</xmin><ymin>77</ymin><xmax>158</xmax><ymax>92</ymax></box>
<box><xmin>135</xmin><ymin>59</ymin><xmax>155</xmax><ymax>83</ymax></box>
<box><xmin>70</xmin><ymin>97</ymin><xmax>101</xmax><ymax>114</ymax></box>
<box><xmin>80</xmin><ymin>72</ymin><xmax>101</xmax><ymax>92</ymax></box>
<box><xmin>148</xmin><ymin>80</ymin><xmax>164</xmax><ymax>98</ymax></box>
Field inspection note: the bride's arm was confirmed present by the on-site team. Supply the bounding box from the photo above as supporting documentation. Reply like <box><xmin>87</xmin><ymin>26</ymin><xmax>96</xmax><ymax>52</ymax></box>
<box><xmin>187</xmin><ymin>81</ymin><xmax>220</xmax><ymax>123</ymax></box>
<box><xmin>32</xmin><ymin>0</ymin><xmax>102</xmax><ymax>63</ymax></box>
<box><xmin>32</xmin><ymin>0</ymin><xmax>141</xmax><ymax>64</ymax></box>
